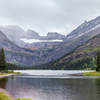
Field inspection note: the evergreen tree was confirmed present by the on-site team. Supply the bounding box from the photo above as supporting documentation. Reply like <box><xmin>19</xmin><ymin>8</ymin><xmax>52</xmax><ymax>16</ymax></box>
<box><xmin>96</xmin><ymin>50</ymin><xmax>100</xmax><ymax>71</ymax></box>
<box><xmin>0</xmin><ymin>48</ymin><xmax>7</xmax><ymax>70</ymax></box>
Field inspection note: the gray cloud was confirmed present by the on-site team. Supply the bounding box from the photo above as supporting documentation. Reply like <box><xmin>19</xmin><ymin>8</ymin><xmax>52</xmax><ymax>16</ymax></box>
<box><xmin>0</xmin><ymin>0</ymin><xmax>100</xmax><ymax>35</ymax></box>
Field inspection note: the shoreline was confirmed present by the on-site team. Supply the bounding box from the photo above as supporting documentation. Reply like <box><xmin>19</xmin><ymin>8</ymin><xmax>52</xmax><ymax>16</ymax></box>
<box><xmin>0</xmin><ymin>74</ymin><xmax>15</xmax><ymax>79</ymax></box>
<box><xmin>0</xmin><ymin>73</ymin><xmax>18</xmax><ymax>100</ymax></box>
<box><xmin>0</xmin><ymin>73</ymin><xmax>16</xmax><ymax>100</ymax></box>
<box><xmin>0</xmin><ymin>71</ymin><xmax>21</xmax><ymax>79</ymax></box>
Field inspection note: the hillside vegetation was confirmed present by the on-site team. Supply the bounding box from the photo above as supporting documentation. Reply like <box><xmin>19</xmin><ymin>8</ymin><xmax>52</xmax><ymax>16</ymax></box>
<box><xmin>43</xmin><ymin>34</ymin><xmax>100</xmax><ymax>70</ymax></box>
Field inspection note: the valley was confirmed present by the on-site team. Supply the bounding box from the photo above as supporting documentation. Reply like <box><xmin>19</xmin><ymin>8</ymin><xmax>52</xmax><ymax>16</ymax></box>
<box><xmin>1</xmin><ymin>16</ymin><xmax>100</xmax><ymax>69</ymax></box>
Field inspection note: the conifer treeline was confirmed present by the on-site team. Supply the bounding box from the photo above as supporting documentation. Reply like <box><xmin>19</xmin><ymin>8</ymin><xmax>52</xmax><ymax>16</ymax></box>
<box><xmin>96</xmin><ymin>50</ymin><xmax>100</xmax><ymax>71</ymax></box>
<box><xmin>0</xmin><ymin>48</ymin><xmax>7</xmax><ymax>70</ymax></box>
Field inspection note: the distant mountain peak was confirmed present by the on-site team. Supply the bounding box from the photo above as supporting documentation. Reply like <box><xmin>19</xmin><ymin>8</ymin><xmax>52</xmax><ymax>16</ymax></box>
<box><xmin>0</xmin><ymin>31</ymin><xmax>8</xmax><ymax>40</ymax></box>
<box><xmin>80</xmin><ymin>20</ymin><xmax>88</xmax><ymax>28</ymax></box>
<box><xmin>26</xmin><ymin>29</ymin><xmax>40</xmax><ymax>39</ymax></box>
<box><xmin>67</xmin><ymin>16</ymin><xmax>100</xmax><ymax>38</ymax></box>
<box><xmin>47</xmin><ymin>32</ymin><xmax>61</xmax><ymax>35</ymax></box>
<box><xmin>46</xmin><ymin>32</ymin><xmax>65</xmax><ymax>40</ymax></box>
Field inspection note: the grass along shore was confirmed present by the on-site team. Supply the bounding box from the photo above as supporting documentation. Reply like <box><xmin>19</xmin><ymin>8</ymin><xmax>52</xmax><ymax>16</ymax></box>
<box><xmin>0</xmin><ymin>71</ymin><xmax>21</xmax><ymax>79</ymax></box>
<box><xmin>0</xmin><ymin>88</ymin><xmax>14</xmax><ymax>100</ymax></box>
<box><xmin>0</xmin><ymin>71</ymin><xmax>31</xmax><ymax>100</ymax></box>
<box><xmin>83</xmin><ymin>71</ymin><xmax>100</xmax><ymax>76</ymax></box>
<box><xmin>0</xmin><ymin>86</ymin><xmax>31</xmax><ymax>100</ymax></box>
<box><xmin>0</xmin><ymin>92</ymin><xmax>13</xmax><ymax>100</ymax></box>
<box><xmin>0</xmin><ymin>91</ymin><xmax>31</xmax><ymax>100</ymax></box>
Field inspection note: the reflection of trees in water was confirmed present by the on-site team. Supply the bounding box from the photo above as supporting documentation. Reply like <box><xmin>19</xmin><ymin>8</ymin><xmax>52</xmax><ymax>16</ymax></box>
<box><xmin>95</xmin><ymin>79</ymin><xmax>100</xmax><ymax>99</ymax></box>
<box><xmin>0</xmin><ymin>78</ymin><xmax>8</xmax><ymax>89</ymax></box>
<box><xmin>62</xmin><ymin>79</ymin><xmax>100</xmax><ymax>100</ymax></box>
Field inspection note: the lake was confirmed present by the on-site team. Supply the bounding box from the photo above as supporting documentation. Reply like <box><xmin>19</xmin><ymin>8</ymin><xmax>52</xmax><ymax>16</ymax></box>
<box><xmin>0</xmin><ymin>70</ymin><xmax>100</xmax><ymax>100</ymax></box>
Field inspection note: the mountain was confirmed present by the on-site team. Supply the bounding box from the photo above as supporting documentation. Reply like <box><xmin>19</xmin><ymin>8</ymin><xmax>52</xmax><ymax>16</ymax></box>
<box><xmin>44</xmin><ymin>16</ymin><xmax>100</xmax><ymax>63</ymax></box>
<box><xmin>21</xmin><ymin>32</ymin><xmax>65</xmax><ymax>49</ymax></box>
<box><xmin>0</xmin><ymin>26</ymin><xmax>65</xmax><ymax>49</ymax></box>
<box><xmin>26</xmin><ymin>30</ymin><xmax>41</xmax><ymax>39</ymax></box>
<box><xmin>0</xmin><ymin>30</ymin><xmax>51</xmax><ymax>66</ymax></box>
<box><xmin>1</xmin><ymin>16</ymin><xmax>100</xmax><ymax>67</ymax></box>
<box><xmin>0</xmin><ymin>30</ymin><xmax>21</xmax><ymax>51</ymax></box>
<box><xmin>25</xmin><ymin>16</ymin><xmax>100</xmax><ymax>67</ymax></box>
<box><xmin>47</xmin><ymin>33</ymin><xmax>100</xmax><ymax>70</ymax></box>
<box><xmin>0</xmin><ymin>25</ymin><xmax>24</xmax><ymax>41</ymax></box>
<box><xmin>67</xmin><ymin>16</ymin><xmax>100</xmax><ymax>38</ymax></box>
<box><xmin>0</xmin><ymin>26</ymin><xmax>65</xmax><ymax>66</ymax></box>
<box><xmin>43</xmin><ymin>32</ymin><xmax>65</xmax><ymax>40</ymax></box>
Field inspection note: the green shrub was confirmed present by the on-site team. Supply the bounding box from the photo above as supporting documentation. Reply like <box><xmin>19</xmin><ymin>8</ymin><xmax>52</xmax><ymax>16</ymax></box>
<box><xmin>16</xmin><ymin>98</ymin><xmax>31</xmax><ymax>100</ymax></box>
<box><xmin>0</xmin><ymin>92</ymin><xmax>13</xmax><ymax>100</ymax></box>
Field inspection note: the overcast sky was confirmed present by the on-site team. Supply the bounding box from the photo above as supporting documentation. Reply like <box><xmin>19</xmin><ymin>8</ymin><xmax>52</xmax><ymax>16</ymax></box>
<box><xmin>0</xmin><ymin>0</ymin><xmax>100</xmax><ymax>35</ymax></box>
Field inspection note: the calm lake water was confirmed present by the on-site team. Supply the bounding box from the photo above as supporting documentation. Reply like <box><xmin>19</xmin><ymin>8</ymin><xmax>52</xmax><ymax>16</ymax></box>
<box><xmin>0</xmin><ymin>70</ymin><xmax>100</xmax><ymax>100</ymax></box>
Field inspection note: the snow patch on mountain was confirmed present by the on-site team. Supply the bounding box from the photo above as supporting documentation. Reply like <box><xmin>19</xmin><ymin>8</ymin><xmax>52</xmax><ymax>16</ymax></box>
<box><xmin>20</xmin><ymin>38</ymin><xmax>63</xmax><ymax>43</ymax></box>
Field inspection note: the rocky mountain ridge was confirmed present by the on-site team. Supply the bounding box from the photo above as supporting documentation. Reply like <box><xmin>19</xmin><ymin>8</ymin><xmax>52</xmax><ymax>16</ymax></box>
<box><xmin>47</xmin><ymin>33</ymin><xmax>100</xmax><ymax>70</ymax></box>
<box><xmin>45</xmin><ymin>16</ymin><xmax>100</xmax><ymax>62</ymax></box>
<box><xmin>0</xmin><ymin>25</ymin><xmax>65</xmax><ymax>49</ymax></box>
<box><xmin>0</xmin><ymin>16</ymin><xmax>100</xmax><ymax>67</ymax></box>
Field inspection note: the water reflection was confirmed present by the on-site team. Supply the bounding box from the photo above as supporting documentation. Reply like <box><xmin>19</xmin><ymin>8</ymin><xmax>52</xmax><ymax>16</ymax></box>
<box><xmin>0</xmin><ymin>78</ymin><xmax>8</xmax><ymax>89</ymax></box>
<box><xmin>94</xmin><ymin>79</ymin><xmax>100</xmax><ymax>99</ymax></box>
<box><xmin>0</xmin><ymin>76</ymin><xmax>100</xmax><ymax>100</ymax></box>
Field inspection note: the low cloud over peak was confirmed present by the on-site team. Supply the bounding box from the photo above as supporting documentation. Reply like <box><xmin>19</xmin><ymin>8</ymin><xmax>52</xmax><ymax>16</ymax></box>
<box><xmin>0</xmin><ymin>0</ymin><xmax>100</xmax><ymax>35</ymax></box>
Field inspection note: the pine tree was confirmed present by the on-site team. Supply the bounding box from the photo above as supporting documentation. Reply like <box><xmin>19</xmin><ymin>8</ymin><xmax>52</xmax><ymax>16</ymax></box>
<box><xmin>96</xmin><ymin>50</ymin><xmax>100</xmax><ymax>71</ymax></box>
<box><xmin>0</xmin><ymin>48</ymin><xmax>7</xmax><ymax>70</ymax></box>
